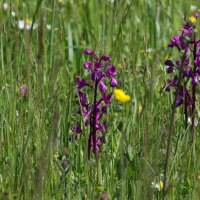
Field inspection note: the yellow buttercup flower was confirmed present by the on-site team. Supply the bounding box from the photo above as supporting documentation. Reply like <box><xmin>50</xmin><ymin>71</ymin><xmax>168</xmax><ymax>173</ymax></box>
<box><xmin>140</xmin><ymin>49</ymin><xmax>144</xmax><ymax>53</ymax></box>
<box><xmin>148</xmin><ymin>55</ymin><xmax>152</xmax><ymax>59</ymax></box>
<box><xmin>163</xmin><ymin>44</ymin><xmax>167</xmax><ymax>47</ymax></box>
<box><xmin>138</xmin><ymin>106</ymin><xmax>142</xmax><ymax>112</ymax></box>
<box><xmin>54</xmin><ymin>154</ymin><xmax>59</xmax><ymax>159</ymax></box>
<box><xmin>114</xmin><ymin>88</ymin><xmax>130</xmax><ymax>102</ymax></box>
<box><xmin>26</xmin><ymin>18</ymin><xmax>30</xmax><ymax>25</ymax></box>
<box><xmin>189</xmin><ymin>16</ymin><xmax>196</xmax><ymax>24</ymax></box>
<box><xmin>165</xmin><ymin>56</ymin><xmax>169</xmax><ymax>60</ymax></box>
<box><xmin>58</xmin><ymin>0</ymin><xmax>62</xmax><ymax>3</ymax></box>
<box><xmin>117</xmin><ymin>63</ymin><xmax>122</xmax><ymax>68</ymax></box>
<box><xmin>158</xmin><ymin>182</ymin><xmax>163</xmax><ymax>189</ymax></box>
<box><xmin>97</xmin><ymin>186</ymin><xmax>102</xmax><ymax>190</ymax></box>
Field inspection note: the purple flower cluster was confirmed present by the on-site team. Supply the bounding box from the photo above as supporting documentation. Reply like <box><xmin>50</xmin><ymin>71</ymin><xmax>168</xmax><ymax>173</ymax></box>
<box><xmin>69</xmin><ymin>49</ymin><xmax>118</xmax><ymax>159</ymax></box>
<box><xmin>165</xmin><ymin>13</ymin><xmax>199</xmax><ymax>130</ymax></box>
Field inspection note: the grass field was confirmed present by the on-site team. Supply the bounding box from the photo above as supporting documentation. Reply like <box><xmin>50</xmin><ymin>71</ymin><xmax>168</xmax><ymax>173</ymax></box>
<box><xmin>1</xmin><ymin>0</ymin><xmax>200</xmax><ymax>199</ymax></box>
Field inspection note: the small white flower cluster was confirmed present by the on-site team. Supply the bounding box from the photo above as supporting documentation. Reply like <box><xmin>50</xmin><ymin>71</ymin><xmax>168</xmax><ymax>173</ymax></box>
<box><xmin>188</xmin><ymin>117</ymin><xmax>198</xmax><ymax>126</ymax></box>
<box><xmin>18</xmin><ymin>19</ymin><xmax>37</xmax><ymax>30</ymax></box>
<box><xmin>151</xmin><ymin>181</ymin><xmax>163</xmax><ymax>191</ymax></box>
<box><xmin>146</xmin><ymin>48</ymin><xmax>152</xmax><ymax>53</ymax></box>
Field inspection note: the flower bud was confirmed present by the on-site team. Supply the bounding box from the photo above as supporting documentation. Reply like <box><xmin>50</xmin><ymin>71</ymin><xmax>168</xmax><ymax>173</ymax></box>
<box><xmin>194</xmin><ymin>13</ymin><xmax>199</xmax><ymax>19</ymax></box>
<box><xmin>61</xmin><ymin>161</ymin><xmax>69</xmax><ymax>169</ymax></box>
<box><xmin>99</xmin><ymin>193</ymin><xmax>109</xmax><ymax>200</ymax></box>
<box><xmin>62</xmin><ymin>147</ymin><xmax>69</xmax><ymax>155</ymax></box>
<box><xmin>84</xmin><ymin>49</ymin><xmax>93</xmax><ymax>55</ymax></box>
<box><xmin>193</xmin><ymin>28</ymin><xmax>198</xmax><ymax>33</ymax></box>
<box><xmin>100</xmin><ymin>55</ymin><xmax>111</xmax><ymax>62</ymax></box>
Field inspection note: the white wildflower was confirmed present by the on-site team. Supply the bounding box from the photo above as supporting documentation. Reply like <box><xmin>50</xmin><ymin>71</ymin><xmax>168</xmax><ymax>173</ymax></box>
<box><xmin>3</xmin><ymin>2</ymin><xmax>9</xmax><ymax>11</ymax></box>
<box><xmin>46</xmin><ymin>24</ymin><xmax>51</xmax><ymax>30</ymax></box>
<box><xmin>146</xmin><ymin>48</ymin><xmax>152</xmax><ymax>53</ymax></box>
<box><xmin>190</xmin><ymin>5</ymin><xmax>197</xmax><ymax>11</ymax></box>
<box><xmin>188</xmin><ymin>117</ymin><xmax>198</xmax><ymax>126</ymax></box>
<box><xmin>11</xmin><ymin>11</ymin><xmax>15</xmax><ymax>17</ymax></box>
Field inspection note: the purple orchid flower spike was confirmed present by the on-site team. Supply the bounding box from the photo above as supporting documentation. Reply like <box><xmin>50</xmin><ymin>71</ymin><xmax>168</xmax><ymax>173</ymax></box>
<box><xmin>164</xmin><ymin>14</ymin><xmax>200</xmax><ymax>133</ymax></box>
<box><xmin>75</xmin><ymin>77</ymin><xmax>88</xmax><ymax>89</ymax></box>
<box><xmin>70</xmin><ymin>49</ymin><xmax>118</xmax><ymax>160</ymax></box>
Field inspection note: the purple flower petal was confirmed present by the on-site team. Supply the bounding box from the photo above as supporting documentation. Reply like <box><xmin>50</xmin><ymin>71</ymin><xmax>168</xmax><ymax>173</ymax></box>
<box><xmin>102</xmin><ymin>92</ymin><xmax>113</xmax><ymax>104</ymax></box>
<box><xmin>183</xmin><ymin>69</ymin><xmax>190</xmax><ymax>78</ymax></box>
<box><xmin>83</xmin><ymin>61</ymin><xmax>92</xmax><ymax>69</ymax></box>
<box><xmin>176</xmin><ymin>96</ymin><xmax>183</xmax><ymax>107</ymax></box>
<box><xmin>70</xmin><ymin>127</ymin><xmax>75</xmax><ymax>132</ymax></box>
<box><xmin>101</xmin><ymin>106</ymin><xmax>107</xmax><ymax>113</ymax></box>
<box><xmin>100</xmin><ymin>136</ymin><xmax>107</xmax><ymax>143</ymax></box>
<box><xmin>92</xmin><ymin>71</ymin><xmax>98</xmax><ymax>81</ymax></box>
<box><xmin>99</xmin><ymin>82</ymin><xmax>108</xmax><ymax>92</ymax></box>
<box><xmin>194</xmin><ymin>60</ymin><xmax>198</xmax><ymax>65</ymax></box>
<box><xmin>69</xmin><ymin>134</ymin><xmax>77</xmax><ymax>141</ymax></box>
<box><xmin>164</xmin><ymin>60</ymin><xmax>174</xmax><ymax>67</ymax></box>
<box><xmin>165</xmin><ymin>85</ymin><xmax>171</xmax><ymax>92</ymax></box>
<box><xmin>197</xmin><ymin>67</ymin><xmax>200</xmax><ymax>75</ymax></box>
<box><xmin>184</xmin><ymin>21</ymin><xmax>191</xmax><ymax>29</ymax></box>
<box><xmin>192</xmin><ymin>76</ymin><xmax>198</xmax><ymax>86</ymax></box>
<box><xmin>94</xmin><ymin>60</ymin><xmax>104</xmax><ymax>69</ymax></box>
<box><xmin>75</xmin><ymin>77</ymin><xmax>88</xmax><ymax>89</ymax></box>
<box><xmin>167</xmin><ymin>66</ymin><xmax>173</xmax><ymax>73</ymax></box>
<box><xmin>110</xmin><ymin>77</ymin><xmax>118</xmax><ymax>87</ymax></box>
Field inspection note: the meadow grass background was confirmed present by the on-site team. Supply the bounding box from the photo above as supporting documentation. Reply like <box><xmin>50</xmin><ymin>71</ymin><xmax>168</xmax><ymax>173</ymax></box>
<box><xmin>1</xmin><ymin>0</ymin><xmax>200</xmax><ymax>199</ymax></box>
